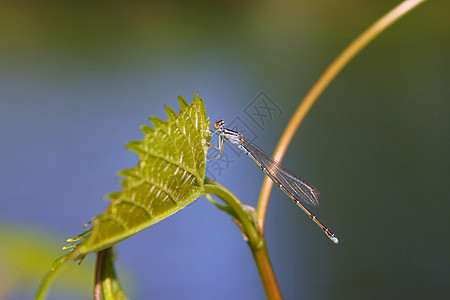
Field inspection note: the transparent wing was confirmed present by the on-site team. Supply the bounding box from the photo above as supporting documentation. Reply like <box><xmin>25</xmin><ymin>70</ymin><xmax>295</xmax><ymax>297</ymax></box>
<box><xmin>241</xmin><ymin>138</ymin><xmax>320</xmax><ymax>206</ymax></box>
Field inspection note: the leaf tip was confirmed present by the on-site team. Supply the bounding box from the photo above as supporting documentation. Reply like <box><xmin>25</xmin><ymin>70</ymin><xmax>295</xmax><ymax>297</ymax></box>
<box><xmin>125</xmin><ymin>140</ymin><xmax>141</xmax><ymax>151</ymax></box>
<box><xmin>165</xmin><ymin>105</ymin><xmax>177</xmax><ymax>120</ymax></box>
<box><xmin>140</xmin><ymin>124</ymin><xmax>154</xmax><ymax>135</ymax></box>
<box><xmin>149</xmin><ymin>116</ymin><xmax>164</xmax><ymax>128</ymax></box>
<box><xmin>178</xmin><ymin>95</ymin><xmax>189</xmax><ymax>109</ymax></box>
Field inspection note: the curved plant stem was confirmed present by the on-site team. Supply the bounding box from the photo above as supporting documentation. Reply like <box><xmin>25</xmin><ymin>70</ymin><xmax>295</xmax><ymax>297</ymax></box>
<box><xmin>256</xmin><ymin>0</ymin><xmax>427</xmax><ymax>234</ymax></box>
<box><xmin>35</xmin><ymin>251</ymin><xmax>78</xmax><ymax>300</ymax></box>
<box><xmin>251</xmin><ymin>239</ymin><xmax>282</xmax><ymax>300</ymax></box>
<box><xmin>205</xmin><ymin>179</ymin><xmax>282</xmax><ymax>300</ymax></box>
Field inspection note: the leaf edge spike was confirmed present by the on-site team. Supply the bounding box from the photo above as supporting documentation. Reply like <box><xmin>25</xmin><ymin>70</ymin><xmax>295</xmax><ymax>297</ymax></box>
<box><xmin>178</xmin><ymin>95</ymin><xmax>189</xmax><ymax>109</ymax></box>
<box><xmin>149</xmin><ymin>116</ymin><xmax>164</xmax><ymax>128</ymax></box>
<box><xmin>124</xmin><ymin>140</ymin><xmax>142</xmax><ymax>152</ymax></box>
<box><xmin>165</xmin><ymin>105</ymin><xmax>177</xmax><ymax>121</ymax></box>
<box><xmin>140</xmin><ymin>124</ymin><xmax>154</xmax><ymax>135</ymax></box>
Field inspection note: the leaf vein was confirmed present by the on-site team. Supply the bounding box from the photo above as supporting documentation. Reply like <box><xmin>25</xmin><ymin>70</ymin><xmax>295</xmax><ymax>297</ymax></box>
<box><xmin>117</xmin><ymin>197</ymin><xmax>154</xmax><ymax>219</ymax></box>
<box><xmin>103</xmin><ymin>214</ymin><xmax>128</xmax><ymax>231</ymax></box>
<box><xmin>140</xmin><ymin>149</ymin><xmax>201</xmax><ymax>187</ymax></box>
<box><xmin>141</xmin><ymin>178</ymin><xmax>179</xmax><ymax>206</ymax></box>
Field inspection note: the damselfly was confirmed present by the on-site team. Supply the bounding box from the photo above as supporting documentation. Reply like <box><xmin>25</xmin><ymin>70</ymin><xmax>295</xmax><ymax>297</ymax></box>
<box><xmin>207</xmin><ymin>120</ymin><xmax>339</xmax><ymax>244</ymax></box>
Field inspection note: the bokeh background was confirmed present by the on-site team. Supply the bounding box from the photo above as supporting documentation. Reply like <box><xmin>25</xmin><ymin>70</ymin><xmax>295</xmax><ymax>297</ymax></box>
<box><xmin>1</xmin><ymin>1</ymin><xmax>449</xmax><ymax>299</ymax></box>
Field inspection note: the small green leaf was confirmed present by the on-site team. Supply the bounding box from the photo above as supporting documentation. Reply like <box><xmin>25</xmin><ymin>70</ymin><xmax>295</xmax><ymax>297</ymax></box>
<box><xmin>205</xmin><ymin>194</ymin><xmax>239</xmax><ymax>220</ymax></box>
<box><xmin>78</xmin><ymin>93</ymin><xmax>210</xmax><ymax>255</ymax></box>
<box><xmin>36</xmin><ymin>94</ymin><xmax>210</xmax><ymax>299</ymax></box>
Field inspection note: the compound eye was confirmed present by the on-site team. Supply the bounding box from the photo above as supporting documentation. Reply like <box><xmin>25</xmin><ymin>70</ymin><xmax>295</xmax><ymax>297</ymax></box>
<box><xmin>214</xmin><ymin>120</ymin><xmax>225</xmax><ymax>129</ymax></box>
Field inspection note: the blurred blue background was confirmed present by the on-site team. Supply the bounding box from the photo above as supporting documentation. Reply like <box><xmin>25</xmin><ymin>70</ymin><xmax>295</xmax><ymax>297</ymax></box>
<box><xmin>0</xmin><ymin>1</ymin><xmax>449</xmax><ymax>299</ymax></box>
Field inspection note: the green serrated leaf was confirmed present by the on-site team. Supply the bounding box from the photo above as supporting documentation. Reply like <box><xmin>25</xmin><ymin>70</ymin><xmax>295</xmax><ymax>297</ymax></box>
<box><xmin>78</xmin><ymin>94</ymin><xmax>210</xmax><ymax>255</ymax></box>
<box><xmin>36</xmin><ymin>94</ymin><xmax>210</xmax><ymax>300</ymax></box>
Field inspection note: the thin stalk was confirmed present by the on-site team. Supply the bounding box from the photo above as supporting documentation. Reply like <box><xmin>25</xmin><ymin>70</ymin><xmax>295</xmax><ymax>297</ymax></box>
<box><xmin>94</xmin><ymin>249</ymin><xmax>106</xmax><ymax>300</ymax></box>
<box><xmin>256</xmin><ymin>0</ymin><xmax>426</xmax><ymax>234</ymax></box>
<box><xmin>251</xmin><ymin>239</ymin><xmax>282</xmax><ymax>300</ymax></box>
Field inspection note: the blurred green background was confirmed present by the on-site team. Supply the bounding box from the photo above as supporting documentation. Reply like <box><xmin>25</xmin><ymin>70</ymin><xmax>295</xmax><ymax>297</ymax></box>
<box><xmin>0</xmin><ymin>1</ymin><xmax>449</xmax><ymax>299</ymax></box>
